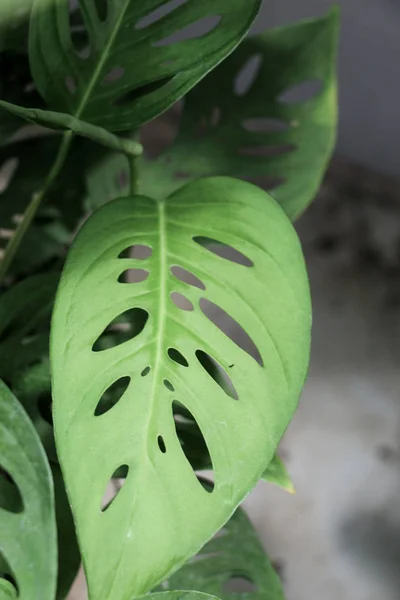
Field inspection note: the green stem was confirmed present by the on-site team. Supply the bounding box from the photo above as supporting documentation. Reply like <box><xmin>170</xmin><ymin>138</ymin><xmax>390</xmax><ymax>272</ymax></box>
<box><xmin>129</xmin><ymin>154</ymin><xmax>139</xmax><ymax>195</ymax></box>
<box><xmin>0</xmin><ymin>131</ymin><xmax>74</xmax><ymax>283</ymax></box>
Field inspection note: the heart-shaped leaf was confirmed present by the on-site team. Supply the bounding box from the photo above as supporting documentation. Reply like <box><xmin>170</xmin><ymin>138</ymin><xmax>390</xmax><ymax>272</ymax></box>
<box><xmin>162</xmin><ymin>503</ymin><xmax>284</xmax><ymax>600</ymax></box>
<box><xmin>0</xmin><ymin>380</ymin><xmax>57</xmax><ymax>599</ymax></box>
<box><xmin>140</xmin><ymin>8</ymin><xmax>339</xmax><ymax>220</ymax></box>
<box><xmin>29</xmin><ymin>0</ymin><xmax>262</xmax><ymax>131</ymax></box>
<box><xmin>51</xmin><ymin>176</ymin><xmax>310</xmax><ymax>600</ymax></box>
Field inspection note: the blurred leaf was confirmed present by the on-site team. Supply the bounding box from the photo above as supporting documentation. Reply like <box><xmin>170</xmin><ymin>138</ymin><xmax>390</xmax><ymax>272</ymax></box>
<box><xmin>140</xmin><ymin>8</ymin><xmax>339</xmax><ymax>220</ymax></box>
<box><xmin>0</xmin><ymin>379</ymin><xmax>57</xmax><ymax>599</ymax></box>
<box><xmin>262</xmin><ymin>454</ymin><xmax>295</xmax><ymax>494</ymax></box>
<box><xmin>141</xmin><ymin>592</ymin><xmax>222</xmax><ymax>600</ymax></box>
<box><xmin>163</xmin><ymin>504</ymin><xmax>284</xmax><ymax>600</ymax></box>
<box><xmin>0</xmin><ymin>0</ymin><xmax>34</xmax><ymax>52</ymax></box>
<box><xmin>29</xmin><ymin>0</ymin><xmax>261</xmax><ymax>131</ymax></box>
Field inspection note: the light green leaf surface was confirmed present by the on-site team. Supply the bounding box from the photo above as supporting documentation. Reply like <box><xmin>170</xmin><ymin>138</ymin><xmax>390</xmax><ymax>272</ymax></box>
<box><xmin>139</xmin><ymin>591</ymin><xmax>221</xmax><ymax>600</ymax></box>
<box><xmin>51</xmin><ymin>176</ymin><xmax>311</xmax><ymax>600</ymax></box>
<box><xmin>0</xmin><ymin>380</ymin><xmax>57</xmax><ymax>600</ymax></box>
<box><xmin>140</xmin><ymin>9</ymin><xmax>339</xmax><ymax>220</ymax></box>
<box><xmin>29</xmin><ymin>0</ymin><xmax>262</xmax><ymax>131</ymax></box>
<box><xmin>262</xmin><ymin>454</ymin><xmax>294</xmax><ymax>494</ymax></box>
<box><xmin>163</xmin><ymin>503</ymin><xmax>284</xmax><ymax>600</ymax></box>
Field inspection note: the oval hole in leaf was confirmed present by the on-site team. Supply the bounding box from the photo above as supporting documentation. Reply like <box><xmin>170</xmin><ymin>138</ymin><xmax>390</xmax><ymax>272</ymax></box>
<box><xmin>118</xmin><ymin>244</ymin><xmax>153</xmax><ymax>259</ymax></box>
<box><xmin>136</xmin><ymin>0</ymin><xmax>189</xmax><ymax>29</ymax></box>
<box><xmin>193</xmin><ymin>236</ymin><xmax>253</xmax><ymax>267</ymax></box>
<box><xmin>234</xmin><ymin>53</ymin><xmax>263</xmax><ymax>96</ymax></box>
<box><xmin>163</xmin><ymin>379</ymin><xmax>175</xmax><ymax>391</ymax></box>
<box><xmin>141</xmin><ymin>366</ymin><xmax>151</xmax><ymax>377</ymax></box>
<box><xmin>157</xmin><ymin>435</ymin><xmax>167</xmax><ymax>453</ymax></box>
<box><xmin>200</xmin><ymin>298</ymin><xmax>263</xmax><ymax>366</ymax></box>
<box><xmin>94</xmin><ymin>377</ymin><xmax>130</xmax><ymax>417</ymax></box>
<box><xmin>170</xmin><ymin>292</ymin><xmax>194</xmax><ymax>312</ymax></box>
<box><xmin>114</xmin><ymin>76</ymin><xmax>174</xmax><ymax>106</ymax></box>
<box><xmin>0</xmin><ymin>468</ymin><xmax>23</xmax><ymax>513</ymax></box>
<box><xmin>92</xmin><ymin>308</ymin><xmax>149</xmax><ymax>352</ymax></box>
<box><xmin>0</xmin><ymin>552</ymin><xmax>18</xmax><ymax>597</ymax></box>
<box><xmin>101</xmin><ymin>466</ymin><xmax>129</xmax><ymax>512</ymax></box>
<box><xmin>278</xmin><ymin>79</ymin><xmax>323</xmax><ymax>104</ymax></box>
<box><xmin>223</xmin><ymin>576</ymin><xmax>258</xmax><ymax>593</ymax></box>
<box><xmin>242</xmin><ymin>118</ymin><xmax>289</xmax><ymax>133</ymax></box>
<box><xmin>168</xmin><ymin>348</ymin><xmax>189</xmax><ymax>367</ymax></box>
<box><xmin>238</xmin><ymin>144</ymin><xmax>295</xmax><ymax>157</ymax></box>
<box><xmin>0</xmin><ymin>158</ymin><xmax>18</xmax><ymax>195</ymax></box>
<box><xmin>37</xmin><ymin>392</ymin><xmax>53</xmax><ymax>425</ymax></box>
<box><xmin>195</xmin><ymin>350</ymin><xmax>238</xmax><ymax>400</ymax></box>
<box><xmin>65</xmin><ymin>75</ymin><xmax>76</xmax><ymax>94</ymax></box>
<box><xmin>172</xmin><ymin>401</ymin><xmax>214</xmax><ymax>492</ymax></box>
<box><xmin>170</xmin><ymin>266</ymin><xmax>206</xmax><ymax>290</ymax></box>
<box><xmin>69</xmin><ymin>0</ymin><xmax>91</xmax><ymax>58</ymax></box>
<box><xmin>94</xmin><ymin>0</ymin><xmax>108</xmax><ymax>22</ymax></box>
<box><xmin>103</xmin><ymin>66</ymin><xmax>125</xmax><ymax>85</ymax></box>
<box><xmin>118</xmin><ymin>269</ymin><xmax>149</xmax><ymax>283</ymax></box>
<box><xmin>153</xmin><ymin>15</ymin><xmax>222</xmax><ymax>47</ymax></box>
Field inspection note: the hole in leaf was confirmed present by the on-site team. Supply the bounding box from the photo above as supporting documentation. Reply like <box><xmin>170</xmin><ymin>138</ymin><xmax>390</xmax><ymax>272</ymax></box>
<box><xmin>118</xmin><ymin>244</ymin><xmax>153</xmax><ymax>259</ymax></box>
<box><xmin>114</xmin><ymin>76</ymin><xmax>174</xmax><ymax>106</ymax></box>
<box><xmin>168</xmin><ymin>348</ymin><xmax>189</xmax><ymax>367</ymax></box>
<box><xmin>136</xmin><ymin>0</ymin><xmax>188</xmax><ymax>29</ymax></box>
<box><xmin>164</xmin><ymin>379</ymin><xmax>175</xmax><ymax>391</ymax></box>
<box><xmin>234</xmin><ymin>54</ymin><xmax>263</xmax><ymax>96</ymax></box>
<box><xmin>92</xmin><ymin>308</ymin><xmax>149</xmax><ymax>352</ymax></box>
<box><xmin>170</xmin><ymin>266</ymin><xmax>206</xmax><ymax>290</ymax></box>
<box><xmin>0</xmin><ymin>467</ymin><xmax>23</xmax><ymax>513</ymax></box>
<box><xmin>153</xmin><ymin>15</ymin><xmax>221</xmax><ymax>47</ymax></box>
<box><xmin>94</xmin><ymin>0</ymin><xmax>108</xmax><ymax>21</ymax></box>
<box><xmin>0</xmin><ymin>552</ymin><xmax>18</xmax><ymax>596</ymax></box>
<box><xmin>238</xmin><ymin>144</ymin><xmax>295</xmax><ymax>157</ymax></box>
<box><xmin>195</xmin><ymin>350</ymin><xmax>238</xmax><ymax>400</ymax></box>
<box><xmin>65</xmin><ymin>75</ymin><xmax>76</xmax><ymax>94</ymax></box>
<box><xmin>69</xmin><ymin>0</ymin><xmax>91</xmax><ymax>58</ymax></box>
<box><xmin>193</xmin><ymin>237</ymin><xmax>253</xmax><ymax>267</ymax></box>
<box><xmin>141</xmin><ymin>366</ymin><xmax>151</xmax><ymax>377</ymax></box>
<box><xmin>278</xmin><ymin>79</ymin><xmax>322</xmax><ymax>104</ymax></box>
<box><xmin>94</xmin><ymin>377</ymin><xmax>130</xmax><ymax>416</ymax></box>
<box><xmin>101</xmin><ymin>465</ymin><xmax>128</xmax><ymax>512</ymax></box>
<box><xmin>170</xmin><ymin>292</ymin><xmax>194</xmax><ymax>311</ymax></box>
<box><xmin>242</xmin><ymin>118</ymin><xmax>289</xmax><ymax>133</ymax></box>
<box><xmin>37</xmin><ymin>392</ymin><xmax>53</xmax><ymax>425</ymax></box>
<box><xmin>103</xmin><ymin>66</ymin><xmax>125</xmax><ymax>85</ymax></box>
<box><xmin>200</xmin><ymin>298</ymin><xmax>263</xmax><ymax>366</ymax></box>
<box><xmin>0</xmin><ymin>158</ymin><xmax>18</xmax><ymax>195</ymax></box>
<box><xmin>118</xmin><ymin>269</ymin><xmax>149</xmax><ymax>283</ymax></box>
<box><xmin>172</xmin><ymin>401</ymin><xmax>214</xmax><ymax>491</ymax></box>
<box><xmin>158</xmin><ymin>435</ymin><xmax>167</xmax><ymax>453</ymax></box>
<box><xmin>223</xmin><ymin>576</ymin><xmax>258</xmax><ymax>593</ymax></box>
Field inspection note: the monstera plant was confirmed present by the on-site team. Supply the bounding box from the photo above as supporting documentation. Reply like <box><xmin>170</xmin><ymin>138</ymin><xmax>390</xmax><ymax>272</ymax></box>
<box><xmin>0</xmin><ymin>1</ymin><xmax>339</xmax><ymax>599</ymax></box>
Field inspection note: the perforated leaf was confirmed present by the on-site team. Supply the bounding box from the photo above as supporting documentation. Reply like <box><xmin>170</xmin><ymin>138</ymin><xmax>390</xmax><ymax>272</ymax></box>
<box><xmin>140</xmin><ymin>8</ymin><xmax>339</xmax><ymax>220</ymax></box>
<box><xmin>0</xmin><ymin>380</ymin><xmax>57</xmax><ymax>599</ymax></box>
<box><xmin>51</xmin><ymin>176</ymin><xmax>310</xmax><ymax>600</ymax></box>
<box><xmin>29</xmin><ymin>0</ymin><xmax>262</xmax><ymax>131</ymax></box>
<box><xmin>163</xmin><ymin>503</ymin><xmax>284</xmax><ymax>600</ymax></box>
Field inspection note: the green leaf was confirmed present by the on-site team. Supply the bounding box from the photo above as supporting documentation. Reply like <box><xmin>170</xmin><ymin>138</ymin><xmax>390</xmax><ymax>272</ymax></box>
<box><xmin>0</xmin><ymin>380</ymin><xmax>57</xmax><ymax>599</ymax></box>
<box><xmin>262</xmin><ymin>454</ymin><xmax>294</xmax><ymax>494</ymax></box>
<box><xmin>51</xmin><ymin>176</ymin><xmax>311</xmax><ymax>600</ymax></box>
<box><xmin>0</xmin><ymin>0</ymin><xmax>33</xmax><ymax>52</ymax></box>
<box><xmin>140</xmin><ymin>8</ymin><xmax>339</xmax><ymax>220</ymax></box>
<box><xmin>29</xmin><ymin>0</ymin><xmax>262</xmax><ymax>131</ymax></box>
<box><xmin>162</xmin><ymin>503</ymin><xmax>284</xmax><ymax>600</ymax></box>
<box><xmin>141</xmin><ymin>592</ymin><xmax>221</xmax><ymax>600</ymax></box>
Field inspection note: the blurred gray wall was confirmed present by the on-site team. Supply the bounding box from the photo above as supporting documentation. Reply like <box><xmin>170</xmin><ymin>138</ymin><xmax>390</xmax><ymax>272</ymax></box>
<box><xmin>254</xmin><ymin>0</ymin><xmax>399</xmax><ymax>178</ymax></box>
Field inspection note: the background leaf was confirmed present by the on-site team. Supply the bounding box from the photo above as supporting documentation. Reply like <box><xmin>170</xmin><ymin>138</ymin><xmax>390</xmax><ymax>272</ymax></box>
<box><xmin>0</xmin><ymin>380</ymin><xmax>57</xmax><ymax>599</ymax></box>
<box><xmin>140</xmin><ymin>8</ymin><xmax>339</xmax><ymax>220</ymax></box>
<box><xmin>262</xmin><ymin>454</ymin><xmax>294</xmax><ymax>494</ymax></box>
<box><xmin>29</xmin><ymin>0</ymin><xmax>262</xmax><ymax>131</ymax></box>
<box><xmin>51</xmin><ymin>176</ymin><xmax>311</xmax><ymax>600</ymax></box>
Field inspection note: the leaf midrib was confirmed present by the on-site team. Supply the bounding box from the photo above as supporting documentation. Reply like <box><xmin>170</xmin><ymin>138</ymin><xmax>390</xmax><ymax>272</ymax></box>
<box><xmin>75</xmin><ymin>0</ymin><xmax>131</xmax><ymax>119</ymax></box>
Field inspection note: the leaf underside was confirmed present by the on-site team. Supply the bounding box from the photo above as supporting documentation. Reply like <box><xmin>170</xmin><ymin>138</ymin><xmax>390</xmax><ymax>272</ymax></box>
<box><xmin>51</xmin><ymin>176</ymin><xmax>310</xmax><ymax>600</ymax></box>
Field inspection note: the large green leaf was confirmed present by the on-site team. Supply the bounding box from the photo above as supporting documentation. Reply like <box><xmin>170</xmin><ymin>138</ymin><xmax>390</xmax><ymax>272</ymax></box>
<box><xmin>163</xmin><ymin>503</ymin><xmax>284</xmax><ymax>600</ymax></box>
<box><xmin>29</xmin><ymin>0</ymin><xmax>262</xmax><ymax>132</ymax></box>
<box><xmin>142</xmin><ymin>591</ymin><xmax>221</xmax><ymax>600</ymax></box>
<box><xmin>0</xmin><ymin>380</ymin><xmax>57</xmax><ymax>599</ymax></box>
<box><xmin>51</xmin><ymin>176</ymin><xmax>310</xmax><ymax>600</ymax></box>
<box><xmin>140</xmin><ymin>8</ymin><xmax>339</xmax><ymax>220</ymax></box>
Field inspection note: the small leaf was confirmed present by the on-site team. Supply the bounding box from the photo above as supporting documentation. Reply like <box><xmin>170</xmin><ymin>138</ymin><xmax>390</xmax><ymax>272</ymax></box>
<box><xmin>0</xmin><ymin>380</ymin><xmax>57</xmax><ymax>599</ymax></box>
<box><xmin>262</xmin><ymin>454</ymin><xmax>295</xmax><ymax>494</ymax></box>
<box><xmin>140</xmin><ymin>8</ymin><xmax>340</xmax><ymax>220</ymax></box>
<box><xmin>163</xmin><ymin>503</ymin><xmax>284</xmax><ymax>600</ymax></box>
<box><xmin>29</xmin><ymin>0</ymin><xmax>262</xmax><ymax>131</ymax></box>
<box><xmin>51</xmin><ymin>176</ymin><xmax>311</xmax><ymax>600</ymax></box>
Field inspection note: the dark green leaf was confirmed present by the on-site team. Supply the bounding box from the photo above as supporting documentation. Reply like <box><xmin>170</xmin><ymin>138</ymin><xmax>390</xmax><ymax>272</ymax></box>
<box><xmin>140</xmin><ymin>8</ymin><xmax>339</xmax><ymax>220</ymax></box>
<box><xmin>51</xmin><ymin>176</ymin><xmax>310</xmax><ymax>600</ymax></box>
<box><xmin>0</xmin><ymin>380</ymin><xmax>57</xmax><ymax>599</ymax></box>
<box><xmin>29</xmin><ymin>0</ymin><xmax>262</xmax><ymax>131</ymax></box>
<box><xmin>0</xmin><ymin>1</ymin><xmax>33</xmax><ymax>52</ymax></box>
